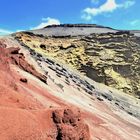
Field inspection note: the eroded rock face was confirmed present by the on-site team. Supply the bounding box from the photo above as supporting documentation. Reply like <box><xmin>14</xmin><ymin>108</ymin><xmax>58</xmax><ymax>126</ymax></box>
<box><xmin>14</xmin><ymin>31</ymin><xmax>140</xmax><ymax>97</ymax></box>
<box><xmin>52</xmin><ymin>108</ymin><xmax>90</xmax><ymax>140</ymax></box>
<box><xmin>6</xmin><ymin>47</ymin><xmax>47</xmax><ymax>83</ymax></box>
<box><xmin>81</xmin><ymin>33</ymin><xmax>140</xmax><ymax>97</ymax></box>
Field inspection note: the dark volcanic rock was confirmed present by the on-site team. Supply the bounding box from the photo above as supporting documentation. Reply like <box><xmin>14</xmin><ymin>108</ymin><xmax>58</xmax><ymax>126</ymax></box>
<box><xmin>20</xmin><ymin>78</ymin><xmax>28</xmax><ymax>83</ymax></box>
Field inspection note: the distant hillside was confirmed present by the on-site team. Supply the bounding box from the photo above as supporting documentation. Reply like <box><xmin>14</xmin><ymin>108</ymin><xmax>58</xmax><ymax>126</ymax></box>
<box><xmin>14</xmin><ymin>24</ymin><xmax>140</xmax><ymax>98</ymax></box>
<box><xmin>30</xmin><ymin>24</ymin><xmax>118</xmax><ymax>37</ymax></box>
<box><xmin>28</xmin><ymin>24</ymin><xmax>140</xmax><ymax>37</ymax></box>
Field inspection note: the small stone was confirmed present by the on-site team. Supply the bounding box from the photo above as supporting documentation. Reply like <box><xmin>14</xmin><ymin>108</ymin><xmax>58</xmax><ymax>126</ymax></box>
<box><xmin>20</xmin><ymin>78</ymin><xmax>28</xmax><ymax>83</ymax></box>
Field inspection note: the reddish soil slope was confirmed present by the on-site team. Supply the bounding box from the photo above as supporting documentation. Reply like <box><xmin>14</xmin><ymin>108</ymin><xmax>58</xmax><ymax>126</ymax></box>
<box><xmin>0</xmin><ymin>44</ymin><xmax>89</xmax><ymax>140</ymax></box>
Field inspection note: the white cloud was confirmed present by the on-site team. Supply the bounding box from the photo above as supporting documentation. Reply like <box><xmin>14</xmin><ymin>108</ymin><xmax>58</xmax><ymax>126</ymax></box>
<box><xmin>83</xmin><ymin>0</ymin><xmax>118</xmax><ymax>17</ymax></box>
<box><xmin>130</xmin><ymin>20</ymin><xmax>140</xmax><ymax>26</ymax></box>
<box><xmin>0</xmin><ymin>28</ymin><xmax>13</xmax><ymax>35</ymax></box>
<box><xmin>16</xmin><ymin>29</ymin><xmax>25</xmax><ymax>32</ymax></box>
<box><xmin>31</xmin><ymin>17</ymin><xmax>61</xmax><ymax>30</ymax></box>
<box><xmin>81</xmin><ymin>14</ymin><xmax>92</xmax><ymax>21</ymax></box>
<box><xmin>82</xmin><ymin>0</ymin><xmax>135</xmax><ymax>21</ymax></box>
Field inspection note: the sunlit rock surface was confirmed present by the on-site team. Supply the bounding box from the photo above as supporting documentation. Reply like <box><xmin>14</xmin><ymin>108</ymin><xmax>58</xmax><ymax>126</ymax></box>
<box><xmin>15</xmin><ymin>26</ymin><xmax>140</xmax><ymax>98</ymax></box>
<box><xmin>0</xmin><ymin>24</ymin><xmax>140</xmax><ymax>140</ymax></box>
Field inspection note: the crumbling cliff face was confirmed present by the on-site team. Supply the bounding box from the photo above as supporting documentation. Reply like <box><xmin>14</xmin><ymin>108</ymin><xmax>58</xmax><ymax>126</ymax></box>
<box><xmin>14</xmin><ymin>30</ymin><xmax>140</xmax><ymax>98</ymax></box>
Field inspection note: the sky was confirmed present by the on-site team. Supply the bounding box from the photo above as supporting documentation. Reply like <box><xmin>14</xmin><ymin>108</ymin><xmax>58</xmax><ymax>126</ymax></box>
<box><xmin>0</xmin><ymin>0</ymin><xmax>140</xmax><ymax>35</ymax></box>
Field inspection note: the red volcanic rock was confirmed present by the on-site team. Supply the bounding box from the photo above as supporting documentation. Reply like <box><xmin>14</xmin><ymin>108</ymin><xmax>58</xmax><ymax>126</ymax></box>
<box><xmin>6</xmin><ymin>47</ymin><xmax>47</xmax><ymax>83</ymax></box>
<box><xmin>52</xmin><ymin>108</ymin><xmax>90</xmax><ymax>140</ymax></box>
<box><xmin>0</xmin><ymin>48</ymin><xmax>10</xmax><ymax>71</ymax></box>
<box><xmin>0</xmin><ymin>45</ymin><xmax>90</xmax><ymax>140</ymax></box>
<box><xmin>0</xmin><ymin>46</ymin><xmax>47</xmax><ymax>83</ymax></box>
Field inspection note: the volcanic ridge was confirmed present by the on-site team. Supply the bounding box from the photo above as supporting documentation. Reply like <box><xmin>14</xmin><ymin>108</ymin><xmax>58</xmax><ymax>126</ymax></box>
<box><xmin>0</xmin><ymin>24</ymin><xmax>140</xmax><ymax>140</ymax></box>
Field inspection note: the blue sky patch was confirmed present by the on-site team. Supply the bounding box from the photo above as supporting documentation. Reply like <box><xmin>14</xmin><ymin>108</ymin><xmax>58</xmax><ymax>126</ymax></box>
<box><xmin>0</xmin><ymin>0</ymin><xmax>139</xmax><ymax>35</ymax></box>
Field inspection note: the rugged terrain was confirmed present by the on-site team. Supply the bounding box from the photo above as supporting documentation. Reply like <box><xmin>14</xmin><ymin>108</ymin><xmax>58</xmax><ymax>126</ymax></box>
<box><xmin>15</xmin><ymin>25</ymin><xmax>140</xmax><ymax>97</ymax></box>
<box><xmin>0</xmin><ymin>24</ymin><xmax>140</xmax><ymax>140</ymax></box>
